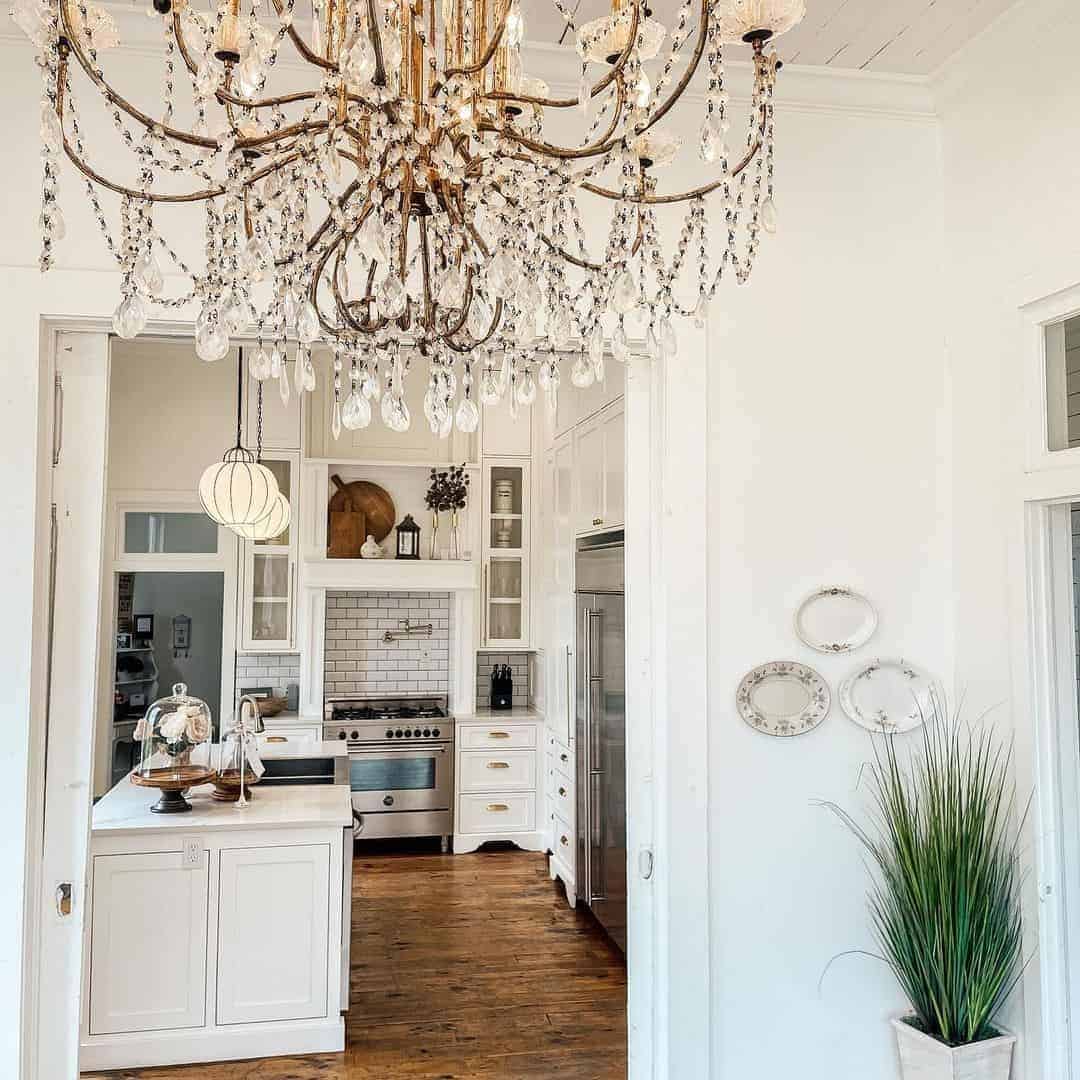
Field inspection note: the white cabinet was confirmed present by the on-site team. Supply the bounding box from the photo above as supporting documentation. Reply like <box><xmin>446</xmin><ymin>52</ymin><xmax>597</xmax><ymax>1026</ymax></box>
<box><xmin>481</xmin><ymin>458</ymin><xmax>530</xmax><ymax>648</ymax></box>
<box><xmin>545</xmin><ymin>434</ymin><xmax>575</xmax><ymax>745</ymax></box>
<box><xmin>454</xmin><ymin>718</ymin><xmax>544</xmax><ymax>854</ymax></box>
<box><xmin>89</xmin><ymin>851</ymin><xmax>209</xmax><ymax>1035</ymax></box>
<box><xmin>549</xmin><ymin>356</ymin><xmax>625</xmax><ymax>446</ymax></box>
<box><xmin>217</xmin><ymin>844</ymin><xmax>330</xmax><ymax>1025</ymax></box>
<box><xmin>574</xmin><ymin>400</ymin><xmax>625</xmax><ymax>534</ymax></box>
<box><xmin>244</xmin><ymin>365</ymin><xmax>303</xmax><ymax>450</ymax></box>
<box><xmin>545</xmin><ymin>731</ymin><xmax>576</xmax><ymax>905</ymax></box>
<box><xmin>239</xmin><ymin>450</ymin><xmax>299</xmax><ymax>652</ymax></box>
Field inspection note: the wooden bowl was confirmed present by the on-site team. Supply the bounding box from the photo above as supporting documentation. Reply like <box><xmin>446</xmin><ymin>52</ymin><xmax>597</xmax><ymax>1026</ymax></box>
<box><xmin>256</xmin><ymin>695</ymin><xmax>288</xmax><ymax>717</ymax></box>
<box><xmin>210</xmin><ymin>768</ymin><xmax>262</xmax><ymax>802</ymax></box>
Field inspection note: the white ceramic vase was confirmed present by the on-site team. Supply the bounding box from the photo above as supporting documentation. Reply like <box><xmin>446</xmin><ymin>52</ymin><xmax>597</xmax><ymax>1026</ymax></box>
<box><xmin>892</xmin><ymin>1018</ymin><xmax>1015</xmax><ymax>1080</ymax></box>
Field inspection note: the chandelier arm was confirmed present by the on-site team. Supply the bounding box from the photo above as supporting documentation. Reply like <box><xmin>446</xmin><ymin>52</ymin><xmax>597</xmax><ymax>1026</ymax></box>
<box><xmin>58</xmin><ymin>15</ymin><xmax>219</xmax><ymax>150</ymax></box>
<box><xmin>268</xmin><ymin>0</ymin><xmax>336</xmax><ymax>70</ymax></box>
<box><xmin>170</xmin><ymin>12</ymin><xmax>347</xmax><ymax>112</ymax></box>
<box><xmin>477</xmin><ymin>77</ymin><xmax>628</xmax><ymax>159</ymax></box>
<box><xmin>436</xmin><ymin>16</ymin><xmax>506</xmax><ymax>85</ymax></box>
<box><xmin>579</xmin><ymin>121</ymin><xmax>765</xmax><ymax>205</ymax></box>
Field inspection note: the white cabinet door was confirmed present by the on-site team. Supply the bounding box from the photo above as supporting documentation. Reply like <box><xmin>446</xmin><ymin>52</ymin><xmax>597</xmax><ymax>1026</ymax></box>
<box><xmin>217</xmin><ymin>844</ymin><xmax>330</xmax><ymax>1025</ymax></box>
<box><xmin>239</xmin><ymin>451</ymin><xmax>299</xmax><ymax>652</ymax></box>
<box><xmin>482</xmin><ymin>400</ymin><xmax>532</xmax><ymax>457</ymax></box>
<box><xmin>89</xmin><ymin>851</ymin><xmax>209</xmax><ymax>1035</ymax></box>
<box><xmin>481</xmin><ymin>459</ymin><xmax>530</xmax><ymax>648</ymax></box>
<box><xmin>600</xmin><ymin>401</ymin><xmax>625</xmax><ymax>529</ymax></box>
<box><xmin>548</xmin><ymin>434</ymin><xmax>575</xmax><ymax>743</ymax></box>
<box><xmin>575</xmin><ymin>415</ymin><xmax>604</xmax><ymax>533</ymax></box>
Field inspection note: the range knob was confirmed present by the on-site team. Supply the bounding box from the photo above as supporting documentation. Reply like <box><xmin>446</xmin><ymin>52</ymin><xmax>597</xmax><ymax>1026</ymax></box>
<box><xmin>422</xmin><ymin>728</ymin><xmax>431</xmax><ymax>737</ymax></box>
<box><xmin>337</xmin><ymin>730</ymin><xmax>347</xmax><ymax>741</ymax></box>
<box><xmin>432</xmin><ymin>727</ymin><xmax>440</xmax><ymax>737</ymax></box>
<box><xmin>395</xmin><ymin>728</ymin><xmax>403</xmax><ymax>738</ymax></box>
<box><xmin>385</xmin><ymin>729</ymin><xmax>394</xmax><ymax>739</ymax></box>
<box><xmin>351</xmin><ymin>730</ymin><xmax>360</xmax><ymax>741</ymax></box>
<box><xmin>404</xmin><ymin>729</ymin><xmax>413</xmax><ymax>738</ymax></box>
<box><xmin>414</xmin><ymin>728</ymin><xmax>422</xmax><ymax>737</ymax></box>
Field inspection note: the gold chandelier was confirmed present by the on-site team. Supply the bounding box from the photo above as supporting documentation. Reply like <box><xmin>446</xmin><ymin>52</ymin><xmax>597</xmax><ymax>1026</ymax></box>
<box><xmin>17</xmin><ymin>0</ymin><xmax>805</xmax><ymax>436</ymax></box>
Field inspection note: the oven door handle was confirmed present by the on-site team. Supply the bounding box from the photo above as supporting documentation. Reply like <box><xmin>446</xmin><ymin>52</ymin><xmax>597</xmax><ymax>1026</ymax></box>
<box><xmin>347</xmin><ymin>745</ymin><xmax>449</xmax><ymax>754</ymax></box>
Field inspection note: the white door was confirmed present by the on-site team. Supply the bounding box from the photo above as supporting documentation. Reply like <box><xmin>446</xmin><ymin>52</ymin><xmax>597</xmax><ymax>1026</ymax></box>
<box><xmin>216</xmin><ymin>844</ymin><xmax>330</xmax><ymax>1025</ymax></box>
<box><xmin>88</xmin><ymin>851</ymin><xmax>209</xmax><ymax>1034</ymax></box>
<box><xmin>33</xmin><ymin>331</ymin><xmax>110</xmax><ymax>1079</ymax></box>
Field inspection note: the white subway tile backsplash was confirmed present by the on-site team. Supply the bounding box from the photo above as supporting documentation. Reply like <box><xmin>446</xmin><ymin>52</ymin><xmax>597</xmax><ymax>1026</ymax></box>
<box><xmin>235</xmin><ymin>652</ymin><xmax>300</xmax><ymax>701</ymax></box>
<box><xmin>324</xmin><ymin>590</ymin><xmax>451</xmax><ymax>696</ymax></box>
<box><xmin>476</xmin><ymin>651</ymin><xmax>530</xmax><ymax>708</ymax></box>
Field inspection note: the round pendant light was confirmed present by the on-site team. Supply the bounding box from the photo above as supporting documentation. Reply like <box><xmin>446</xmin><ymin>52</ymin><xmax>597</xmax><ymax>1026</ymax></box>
<box><xmin>199</xmin><ymin>348</ymin><xmax>280</xmax><ymax>529</ymax></box>
<box><xmin>231</xmin><ymin>489</ymin><xmax>291</xmax><ymax>541</ymax></box>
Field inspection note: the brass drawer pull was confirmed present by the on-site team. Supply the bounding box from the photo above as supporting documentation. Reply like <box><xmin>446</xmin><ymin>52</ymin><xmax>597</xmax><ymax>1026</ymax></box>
<box><xmin>560</xmin><ymin>752</ymin><xmax>569</xmax><ymax>762</ymax></box>
<box><xmin>265</xmin><ymin>735</ymin><xmax>287</xmax><ymax>743</ymax></box>
<box><xmin>593</xmin><ymin>517</ymin><xmax>603</xmax><ymax>526</ymax></box>
<box><xmin>560</xmin><ymin>835</ymin><xmax>569</xmax><ymax>846</ymax></box>
<box><xmin>487</xmin><ymin>803</ymin><xmax>509</xmax><ymax>812</ymax></box>
<box><xmin>558</xmin><ymin>786</ymin><xmax>567</xmax><ymax>797</ymax></box>
<box><xmin>487</xmin><ymin>761</ymin><xmax>510</xmax><ymax>769</ymax></box>
<box><xmin>489</xmin><ymin>731</ymin><xmax>511</xmax><ymax>738</ymax></box>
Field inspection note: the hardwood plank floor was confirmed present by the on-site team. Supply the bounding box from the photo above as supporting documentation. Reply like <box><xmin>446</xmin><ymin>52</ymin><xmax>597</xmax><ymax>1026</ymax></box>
<box><xmin>87</xmin><ymin>843</ymin><xmax>627</xmax><ymax>1080</ymax></box>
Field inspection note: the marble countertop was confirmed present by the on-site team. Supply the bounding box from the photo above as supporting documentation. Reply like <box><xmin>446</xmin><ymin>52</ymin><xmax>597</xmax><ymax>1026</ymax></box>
<box><xmin>454</xmin><ymin>706</ymin><xmax>544</xmax><ymax>723</ymax></box>
<box><xmin>93</xmin><ymin>769</ymin><xmax>352</xmax><ymax>836</ymax></box>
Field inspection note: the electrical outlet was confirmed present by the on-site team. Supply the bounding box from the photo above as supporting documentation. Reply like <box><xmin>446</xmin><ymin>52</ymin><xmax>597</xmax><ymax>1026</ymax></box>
<box><xmin>183</xmin><ymin>837</ymin><xmax>204</xmax><ymax>869</ymax></box>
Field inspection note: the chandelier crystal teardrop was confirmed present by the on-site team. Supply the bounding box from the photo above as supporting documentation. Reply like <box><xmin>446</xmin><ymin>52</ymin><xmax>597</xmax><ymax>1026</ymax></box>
<box><xmin>20</xmin><ymin>0</ymin><xmax>804</xmax><ymax>433</ymax></box>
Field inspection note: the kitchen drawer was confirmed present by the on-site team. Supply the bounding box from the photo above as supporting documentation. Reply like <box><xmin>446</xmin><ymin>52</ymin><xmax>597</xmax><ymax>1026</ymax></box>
<box><xmin>459</xmin><ymin>749</ymin><xmax>537</xmax><ymax>793</ymax></box>
<box><xmin>551</xmin><ymin>773</ymin><xmax>574</xmax><ymax>821</ymax></box>
<box><xmin>458</xmin><ymin>723</ymin><xmax>537</xmax><ymax>750</ymax></box>
<box><xmin>552</xmin><ymin>812</ymin><xmax>574</xmax><ymax>860</ymax></box>
<box><xmin>458</xmin><ymin>793</ymin><xmax>536</xmax><ymax>834</ymax></box>
<box><xmin>258</xmin><ymin>725</ymin><xmax>321</xmax><ymax>746</ymax></box>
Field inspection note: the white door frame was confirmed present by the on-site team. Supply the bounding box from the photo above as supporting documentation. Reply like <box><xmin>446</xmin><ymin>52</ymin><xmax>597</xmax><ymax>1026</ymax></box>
<box><xmin>1013</xmin><ymin>280</ymin><xmax>1080</xmax><ymax>1080</ymax></box>
<box><xmin>23</xmin><ymin>316</ymin><xmax>694</xmax><ymax>1080</ymax></box>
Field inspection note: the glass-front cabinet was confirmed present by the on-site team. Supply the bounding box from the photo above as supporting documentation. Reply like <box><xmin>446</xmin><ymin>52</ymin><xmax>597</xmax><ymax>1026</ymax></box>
<box><xmin>481</xmin><ymin>459</ymin><xmax>530</xmax><ymax>648</ymax></box>
<box><xmin>239</xmin><ymin>451</ymin><xmax>299</xmax><ymax>652</ymax></box>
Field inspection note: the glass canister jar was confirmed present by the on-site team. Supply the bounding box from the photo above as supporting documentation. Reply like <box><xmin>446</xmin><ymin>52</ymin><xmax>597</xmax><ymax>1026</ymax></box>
<box><xmin>132</xmin><ymin>682</ymin><xmax>214</xmax><ymax>813</ymax></box>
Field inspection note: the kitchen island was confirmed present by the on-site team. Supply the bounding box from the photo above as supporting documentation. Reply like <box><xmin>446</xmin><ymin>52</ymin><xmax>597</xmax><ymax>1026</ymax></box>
<box><xmin>80</xmin><ymin>761</ymin><xmax>352</xmax><ymax>1072</ymax></box>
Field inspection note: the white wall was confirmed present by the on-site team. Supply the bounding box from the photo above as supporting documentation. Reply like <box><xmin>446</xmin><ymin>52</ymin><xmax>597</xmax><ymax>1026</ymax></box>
<box><xmin>700</xmin><ymin>85</ymin><xmax>949</xmax><ymax>1079</ymax></box>
<box><xmin>935</xmin><ymin>1</ymin><xmax>1080</xmax><ymax>1076</ymax></box>
<box><xmin>0</xmin><ymin>16</ymin><xmax>957</xmax><ymax>1080</ymax></box>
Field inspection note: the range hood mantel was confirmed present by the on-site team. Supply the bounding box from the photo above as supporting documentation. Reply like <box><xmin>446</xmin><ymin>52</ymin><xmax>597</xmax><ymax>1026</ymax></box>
<box><xmin>302</xmin><ymin>556</ymin><xmax>480</xmax><ymax>592</ymax></box>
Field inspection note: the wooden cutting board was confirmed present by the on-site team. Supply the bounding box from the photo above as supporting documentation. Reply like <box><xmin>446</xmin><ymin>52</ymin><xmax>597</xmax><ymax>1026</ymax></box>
<box><xmin>328</xmin><ymin>475</ymin><xmax>396</xmax><ymax>544</ymax></box>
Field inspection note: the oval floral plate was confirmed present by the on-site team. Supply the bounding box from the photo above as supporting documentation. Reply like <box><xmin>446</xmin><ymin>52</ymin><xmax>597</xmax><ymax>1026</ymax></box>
<box><xmin>838</xmin><ymin>657</ymin><xmax>936</xmax><ymax>734</ymax></box>
<box><xmin>735</xmin><ymin>661</ymin><xmax>830</xmax><ymax>738</ymax></box>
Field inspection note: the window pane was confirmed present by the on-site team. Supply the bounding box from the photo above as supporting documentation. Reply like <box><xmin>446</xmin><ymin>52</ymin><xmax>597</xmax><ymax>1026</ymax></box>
<box><xmin>1045</xmin><ymin>315</ymin><xmax>1080</xmax><ymax>451</ymax></box>
<box><xmin>124</xmin><ymin>512</ymin><xmax>218</xmax><ymax>554</ymax></box>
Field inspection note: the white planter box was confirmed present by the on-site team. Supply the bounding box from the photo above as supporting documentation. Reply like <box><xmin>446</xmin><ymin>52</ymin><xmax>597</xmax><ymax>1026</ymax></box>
<box><xmin>892</xmin><ymin>1018</ymin><xmax>1016</xmax><ymax>1080</ymax></box>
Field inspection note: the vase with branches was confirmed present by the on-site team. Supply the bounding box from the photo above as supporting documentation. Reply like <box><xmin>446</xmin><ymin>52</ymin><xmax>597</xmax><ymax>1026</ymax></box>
<box><xmin>425</xmin><ymin>465</ymin><xmax>470</xmax><ymax>560</ymax></box>
<box><xmin>824</xmin><ymin>700</ymin><xmax>1024</xmax><ymax>1080</ymax></box>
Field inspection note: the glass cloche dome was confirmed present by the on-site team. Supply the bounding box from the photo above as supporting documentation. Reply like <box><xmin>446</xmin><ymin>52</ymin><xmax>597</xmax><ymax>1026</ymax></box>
<box><xmin>132</xmin><ymin>683</ymin><xmax>214</xmax><ymax>813</ymax></box>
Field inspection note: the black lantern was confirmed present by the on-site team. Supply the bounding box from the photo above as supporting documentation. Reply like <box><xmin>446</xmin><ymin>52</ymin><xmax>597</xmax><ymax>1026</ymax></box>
<box><xmin>395</xmin><ymin>514</ymin><xmax>421</xmax><ymax>560</ymax></box>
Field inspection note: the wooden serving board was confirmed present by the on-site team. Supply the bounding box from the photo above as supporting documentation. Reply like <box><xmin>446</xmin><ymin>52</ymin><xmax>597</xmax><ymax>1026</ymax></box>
<box><xmin>329</xmin><ymin>475</ymin><xmax>396</xmax><ymax>544</ymax></box>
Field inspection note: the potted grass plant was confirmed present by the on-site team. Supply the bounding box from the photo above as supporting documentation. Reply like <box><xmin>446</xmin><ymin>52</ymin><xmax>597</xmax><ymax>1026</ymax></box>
<box><xmin>826</xmin><ymin>703</ymin><xmax>1024</xmax><ymax>1080</ymax></box>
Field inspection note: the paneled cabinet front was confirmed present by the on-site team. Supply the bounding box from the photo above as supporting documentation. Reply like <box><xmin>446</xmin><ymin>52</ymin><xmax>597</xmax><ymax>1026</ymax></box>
<box><xmin>480</xmin><ymin>458</ymin><xmax>530</xmax><ymax>648</ymax></box>
<box><xmin>238</xmin><ymin>450</ymin><xmax>299</xmax><ymax>652</ymax></box>
<box><xmin>89</xmin><ymin>851</ymin><xmax>209</xmax><ymax>1035</ymax></box>
<box><xmin>574</xmin><ymin>400</ymin><xmax>625</xmax><ymax>534</ymax></box>
<box><xmin>217</xmin><ymin>844</ymin><xmax>331</xmax><ymax>1025</ymax></box>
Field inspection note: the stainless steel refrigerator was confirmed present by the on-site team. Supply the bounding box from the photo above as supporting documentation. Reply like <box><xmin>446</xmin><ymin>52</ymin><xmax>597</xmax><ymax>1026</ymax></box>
<box><xmin>575</xmin><ymin>530</ymin><xmax>626</xmax><ymax>952</ymax></box>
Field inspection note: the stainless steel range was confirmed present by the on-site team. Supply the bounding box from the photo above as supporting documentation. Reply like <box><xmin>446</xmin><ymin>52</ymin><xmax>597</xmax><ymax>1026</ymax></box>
<box><xmin>324</xmin><ymin>693</ymin><xmax>454</xmax><ymax>850</ymax></box>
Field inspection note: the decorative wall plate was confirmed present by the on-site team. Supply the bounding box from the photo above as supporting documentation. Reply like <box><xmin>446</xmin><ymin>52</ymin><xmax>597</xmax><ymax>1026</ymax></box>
<box><xmin>736</xmin><ymin>661</ymin><xmax>830</xmax><ymax>738</ymax></box>
<box><xmin>839</xmin><ymin>658</ymin><xmax>936</xmax><ymax>734</ymax></box>
<box><xmin>794</xmin><ymin>586</ymin><xmax>877</xmax><ymax>654</ymax></box>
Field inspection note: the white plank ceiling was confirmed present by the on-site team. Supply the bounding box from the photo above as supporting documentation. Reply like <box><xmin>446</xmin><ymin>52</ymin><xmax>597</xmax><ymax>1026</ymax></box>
<box><xmin>523</xmin><ymin>0</ymin><xmax>1021</xmax><ymax>75</ymax></box>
